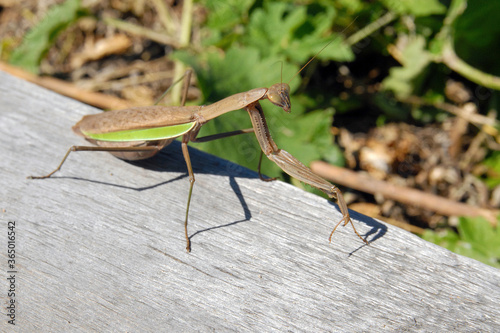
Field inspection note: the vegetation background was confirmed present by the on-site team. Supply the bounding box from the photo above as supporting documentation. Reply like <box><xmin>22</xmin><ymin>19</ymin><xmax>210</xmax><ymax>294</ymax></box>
<box><xmin>1</xmin><ymin>0</ymin><xmax>499</xmax><ymax>267</ymax></box>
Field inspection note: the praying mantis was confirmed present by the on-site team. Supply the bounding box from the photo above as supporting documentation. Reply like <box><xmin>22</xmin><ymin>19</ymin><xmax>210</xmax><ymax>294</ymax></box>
<box><xmin>29</xmin><ymin>47</ymin><xmax>368</xmax><ymax>253</ymax></box>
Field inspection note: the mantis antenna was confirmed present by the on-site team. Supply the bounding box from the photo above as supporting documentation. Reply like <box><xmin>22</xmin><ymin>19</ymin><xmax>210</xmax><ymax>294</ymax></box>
<box><xmin>287</xmin><ymin>16</ymin><xmax>359</xmax><ymax>85</ymax></box>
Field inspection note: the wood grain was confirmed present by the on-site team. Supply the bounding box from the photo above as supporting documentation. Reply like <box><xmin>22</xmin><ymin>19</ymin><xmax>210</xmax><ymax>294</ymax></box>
<box><xmin>1</xmin><ymin>71</ymin><xmax>499</xmax><ymax>332</ymax></box>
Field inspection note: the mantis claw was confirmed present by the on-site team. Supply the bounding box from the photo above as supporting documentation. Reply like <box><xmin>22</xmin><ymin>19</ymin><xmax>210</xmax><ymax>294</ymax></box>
<box><xmin>257</xmin><ymin>151</ymin><xmax>277</xmax><ymax>182</ymax></box>
<box><xmin>328</xmin><ymin>214</ymin><xmax>369</xmax><ymax>245</ymax></box>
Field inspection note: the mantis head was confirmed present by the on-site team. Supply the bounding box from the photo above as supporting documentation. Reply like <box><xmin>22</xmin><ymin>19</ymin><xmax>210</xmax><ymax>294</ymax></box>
<box><xmin>267</xmin><ymin>83</ymin><xmax>291</xmax><ymax>113</ymax></box>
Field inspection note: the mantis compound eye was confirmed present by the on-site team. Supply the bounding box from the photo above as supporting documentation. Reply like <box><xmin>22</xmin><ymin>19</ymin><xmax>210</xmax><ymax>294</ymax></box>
<box><xmin>267</xmin><ymin>83</ymin><xmax>291</xmax><ymax>112</ymax></box>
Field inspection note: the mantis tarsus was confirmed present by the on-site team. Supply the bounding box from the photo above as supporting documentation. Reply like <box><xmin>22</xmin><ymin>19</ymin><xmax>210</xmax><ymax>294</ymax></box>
<box><xmin>29</xmin><ymin>48</ymin><xmax>368</xmax><ymax>252</ymax></box>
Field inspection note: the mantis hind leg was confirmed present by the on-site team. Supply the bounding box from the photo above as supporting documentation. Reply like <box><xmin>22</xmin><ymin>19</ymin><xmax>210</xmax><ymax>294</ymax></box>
<box><xmin>27</xmin><ymin>145</ymin><xmax>161</xmax><ymax>179</ymax></box>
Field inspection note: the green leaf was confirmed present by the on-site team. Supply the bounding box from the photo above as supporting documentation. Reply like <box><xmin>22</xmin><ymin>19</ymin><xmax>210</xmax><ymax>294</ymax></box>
<box><xmin>9</xmin><ymin>0</ymin><xmax>87</xmax><ymax>73</ymax></box>
<box><xmin>482</xmin><ymin>151</ymin><xmax>500</xmax><ymax>188</ymax></box>
<box><xmin>381</xmin><ymin>0</ymin><xmax>446</xmax><ymax>17</ymax></box>
<box><xmin>202</xmin><ymin>0</ymin><xmax>255</xmax><ymax>31</ymax></box>
<box><xmin>242</xmin><ymin>2</ymin><xmax>353</xmax><ymax>64</ymax></box>
<box><xmin>422</xmin><ymin>229</ymin><xmax>460</xmax><ymax>250</ymax></box>
<box><xmin>244</xmin><ymin>2</ymin><xmax>308</xmax><ymax>59</ymax></box>
<box><xmin>453</xmin><ymin>1</ymin><xmax>500</xmax><ymax>76</ymax></box>
<box><xmin>273</xmin><ymin>108</ymin><xmax>335</xmax><ymax>167</ymax></box>
<box><xmin>456</xmin><ymin>217</ymin><xmax>500</xmax><ymax>267</ymax></box>
<box><xmin>422</xmin><ymin>216</ymin><xmax>500</xmax><ymax>268</ymax></box>
<box><xmin>199</xmin><ymin>0</ymin><xmax>256</xmax><ymax>47</ymax></box>
<box><xmin>382</xmin><ymin>35</ymin><xmax>432</xmax><ymax>98</ymax></box>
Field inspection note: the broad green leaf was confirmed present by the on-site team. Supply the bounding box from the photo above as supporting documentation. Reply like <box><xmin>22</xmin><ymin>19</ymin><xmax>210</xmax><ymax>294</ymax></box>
<box><xmin>242</xmin><ymin>2</ymin><xmax>352</xmax><ymax>63</ymax></box>
<box><xmin>453</xmin><ymin>0</ymin><xmax>500</xmax><ymax>76</ymax></box>
<box><xmin>271</xmin><ymin>107</ymin><xmax>341</xmax><ymax>172</ymax></box>
<box><xmin>422</xmin><ymin>229</ymin><xmax>460</xmax><ymax>250</ymax></box>
<box><xmin>382</xmin><ymin>35</ymin><xmax>432</xmax><ymax>98</ymax></box>
<box><xmin>199</xmin><ymin>0</ymin><xmax>256</xmax><ymax>47</ymax></box>
<box><xmin>422</xmin><ymin>216</ymin><xmax>500</xmax><ymax>268</ymax></box>
<box><xmin>337</xmin><ymin>0</ymin><xmax>364</xmax><ymax>12</ymax></box>
<box><xmin>202</xmin><ymin>0</ymin><xmax>255</xmax><ymax>31</ymax></box>
<box><xmin>244</xmin><ymin>2</ymin><xmax>307</xmax><ymax>59</ymax></box>
<box><xmin>482</xmin><ymin>152</ymin><xmax>500</xmax><ymax>188</ymax></box>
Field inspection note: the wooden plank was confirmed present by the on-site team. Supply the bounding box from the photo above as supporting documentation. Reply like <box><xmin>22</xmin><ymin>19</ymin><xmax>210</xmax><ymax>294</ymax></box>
<box><xmin>1</xmin><ymin>70</ymin><xmax>499</xmax><ymax>331</ymax></box>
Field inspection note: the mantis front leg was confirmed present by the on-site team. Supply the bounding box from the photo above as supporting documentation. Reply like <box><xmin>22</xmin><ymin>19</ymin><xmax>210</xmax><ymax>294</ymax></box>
<box><xmin>246</xmin><ymin>102</ymin><xmax>368</xmax><ymax>245</ymax></box>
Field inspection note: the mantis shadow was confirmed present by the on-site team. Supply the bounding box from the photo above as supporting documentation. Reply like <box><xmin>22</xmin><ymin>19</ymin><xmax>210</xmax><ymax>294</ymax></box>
<box><xmin>151</xmin><ymin>142</ymin><xmax>254</xmax><ymax>243</ymax></box>
<box><xmin>51</xmin><ymin>174</ymin><xmax>187</xmax><ymax>192</ymax></box>
<box><xmin>187</xmin><ymin>175</ymin><xmax>252</xmax><ymax>244</ymax></box>
<box><xmin>41</xmin><ymin>140</ymin><xmax>388</xmax><ymax>249</ymax></box>
<box><xmin>148</xmin><ymin>140</ymin><xmax>260</xmax><ymax>180</ymax></box>
<box><xmin>140</xmin><ymin>142</ymin><xmax>255</xmax><ymax>247</ymax></box>
<box><xmin>47</xmin><ymin>141</ymin><xmax>256</xmax><ymax>242</ymax></box>
<box><xmin>47</xmin><ymin>141</ymin><xmax>260</xmax><ymax>190</ymax></box>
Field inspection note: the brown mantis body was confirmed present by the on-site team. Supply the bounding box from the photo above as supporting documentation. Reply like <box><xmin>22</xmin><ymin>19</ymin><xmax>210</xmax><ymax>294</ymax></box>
<box><xmin>30</xmin><ymin>71</ymin><xmax>368</xmax><ymax>252</ymax></box>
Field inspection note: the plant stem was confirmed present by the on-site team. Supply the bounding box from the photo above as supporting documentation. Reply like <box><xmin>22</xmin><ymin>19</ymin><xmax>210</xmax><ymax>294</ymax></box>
<box><xmin>442</xmin><ymin>40</ymin><xmax>500</xmax><ymax>91</ymax></box>
<box><xmin>345</xmin><ymin>12</ymin><xmax>396</xmax><ymax>46</ymax></box>
<box><xmin>104</xmin><ymin>17</ymin><xmax>179</xmax><ymax>48</ymax></box>
<box><xmin>171</xmin><ymin>0</ymin><xmax>193</xmax><ymax>105</ymax></box>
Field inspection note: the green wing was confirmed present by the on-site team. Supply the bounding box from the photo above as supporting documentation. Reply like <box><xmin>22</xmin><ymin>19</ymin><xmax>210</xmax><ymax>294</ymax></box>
<box><xmin>82</xmin><ymin>122</ymin><xmax>196</xmax><ymax>142</ymax></box>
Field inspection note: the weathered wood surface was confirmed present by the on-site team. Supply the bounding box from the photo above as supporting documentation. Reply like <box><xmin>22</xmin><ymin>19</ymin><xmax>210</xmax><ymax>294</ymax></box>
<box><xmin>1</xmin><ymin>70</ymin><xmax>499</xmax><ymax>332</ymax></box>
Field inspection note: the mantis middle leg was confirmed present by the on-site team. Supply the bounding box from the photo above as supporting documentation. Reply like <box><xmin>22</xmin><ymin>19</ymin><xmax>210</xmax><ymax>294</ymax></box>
<box><xmin>181</xmin><ymin>125</ymin><xmax>275</xmax><ymax>251</ymax></box>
